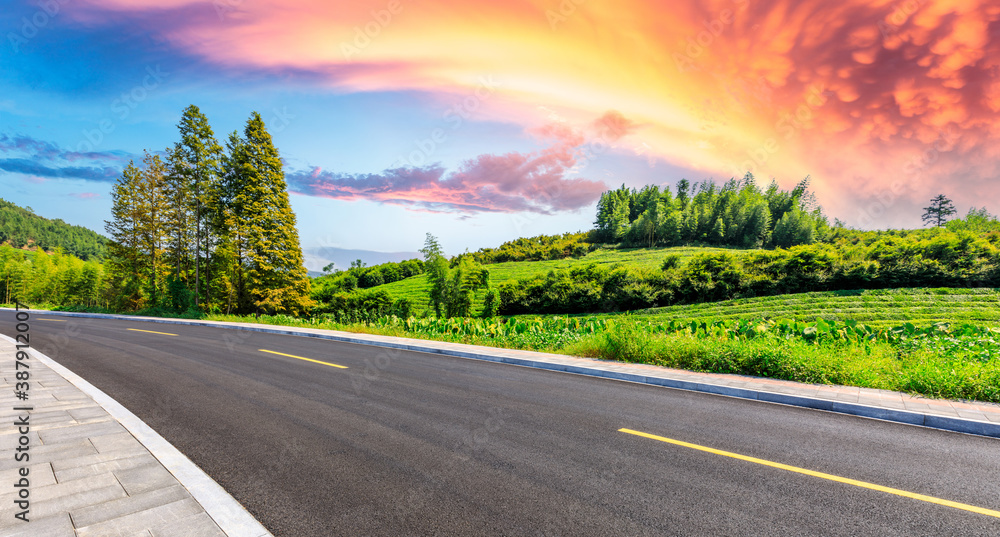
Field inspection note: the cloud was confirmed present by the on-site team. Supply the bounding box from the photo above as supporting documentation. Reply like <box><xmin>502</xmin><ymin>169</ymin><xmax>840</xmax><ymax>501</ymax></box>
<box><xmin>0</xmin><ymin>133</ymin><xmax>130</xmax><ymax>183</ymax></box>
<box><xmin>52</xmin><ymin>0</ymin><xmax>1000</xmax><ymax>226</ymax></box>
<box><xmin>286</xmin><ymin>136</ymin><xmax>608</xmax><ymax>214</ymax></box>
<box><xmin>592</xmin><ymin>110</ymin><xmax>638</xmax><ymax>142</ymax></box>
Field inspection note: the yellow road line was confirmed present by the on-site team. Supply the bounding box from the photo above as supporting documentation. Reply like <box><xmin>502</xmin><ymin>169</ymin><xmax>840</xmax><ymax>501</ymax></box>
<box><xmin>36</xmin><ymin>319</ymin><xmax>68</xmax><ymax>321</ymax></box>
<box><xmin>126</xmin><ymin>328</ymin><xmax>179</xmax><ymax>336</ymax></box>
<box><xmin>258</xmin><ymin>349</ymin><xmax>348</xmax><ymax>369</ymax></box>
<box><xmin>618</xmin><ymin>428</ymin><xmax>1000</xmax><ymax>519</ymax></box>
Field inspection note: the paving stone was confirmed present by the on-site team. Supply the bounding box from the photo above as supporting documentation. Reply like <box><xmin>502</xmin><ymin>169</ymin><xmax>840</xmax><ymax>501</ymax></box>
<box><xmin>114</xmin><ymin>463</ymin><xmax>178</xmax><ymax>496</ymax></box>
<box><xmin>69</xmin><ymin>406</ymin><xmax>113</xmax><ymax>422</ymax></box>
<box><xmin>0</xmin><ymin>513</ymin><xmax>76</xmax><ymax>537</ymax></box>
<box><xmin>0</xmin><ymin>463</ymin><xmax>55</xmax><ymax>489</ymax></box>
<box><xmin>37</xmin><ymin>421</ymin><xmax>127</xmax><ymax>444</ymax></box>
<box><xmin>71</xmin><ymin>484</ymin><xmax>190</xmax><ymax>528</ymax></box>
<box><xmin>55</xmin><ymin>453</ymin><xmax>158</xmax><ymax>483</ymax></box>
<box><xmin>25</xmin><ymin>473</ymin><xmax>120</xmax><ymax>503</ymax></box>
<box><xmin>53</xmin><ymin>448</ymin><xmax>158</xmax><ymax>472</ymax></box>
<box><xmin>149</xmin><ymin>511</ymin><xmax>227</xmax><ymax>537</ymax></box>
<box><xmin>0</xmin><ymin>483</ymin><xmax>125</xmax><ymax>522</ymax></box>
<box><xmin>90</xmin><ymin>432</ymin><xmax>147</xmax><ymax>454</ymax></box>
<box><xmin>76</xmin><ymin>498</ymin><xmax>205</xmax><ymax>537</ymax></box>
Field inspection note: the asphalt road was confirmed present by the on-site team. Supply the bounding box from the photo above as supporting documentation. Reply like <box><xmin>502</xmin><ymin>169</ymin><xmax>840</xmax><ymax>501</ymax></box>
<box><xmin>4</xmin><ymin>310</ymin><xmax>1000</xmax><ymax>536</ymax></box>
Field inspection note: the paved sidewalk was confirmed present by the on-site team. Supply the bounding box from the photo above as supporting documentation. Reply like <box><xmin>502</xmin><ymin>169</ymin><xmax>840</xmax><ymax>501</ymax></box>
<box><xmin>0</xmin><ymin>336</ymin><xmax>271</xmax><ymax>537</ymax></box>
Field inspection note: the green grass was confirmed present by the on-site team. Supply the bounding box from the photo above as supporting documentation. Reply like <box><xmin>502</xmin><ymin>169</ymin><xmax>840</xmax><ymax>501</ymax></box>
<box><xmin>378</xmin><ymin>245</ymin><xmax>748</xmax><ymax>313</ymax></box>
<box><xmin>623</xmin><ymin>288</ymin><xmax>1000</xmax><ymax>328</ymax></box>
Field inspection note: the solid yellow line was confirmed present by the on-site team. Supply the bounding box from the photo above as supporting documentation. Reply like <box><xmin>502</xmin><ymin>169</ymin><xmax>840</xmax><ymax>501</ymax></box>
<box><xmin>127</xmin><ymin>328</ymin><xmax>178</xmax><ymax>336</ymax></box>
<box><xmin>618</xmin><ymin>428</ymin><xmax>1000</xmax><ymax>519</ymax></box>
<box><xmin>36</xmin><ymin>319</ymin><xmax>68</xmax><ymax>321</ymax></box>
<box><xmin>258</xmin><ymin>349</ymin><xmax>348</xmax><ymax>369</ymax></box>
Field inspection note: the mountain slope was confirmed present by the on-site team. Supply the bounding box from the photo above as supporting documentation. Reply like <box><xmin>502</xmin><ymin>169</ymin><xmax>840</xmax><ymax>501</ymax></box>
<box><xmin>0</xmin><ymin>198</ymin><xmax>107</xmax><ymax>260</ymax></box>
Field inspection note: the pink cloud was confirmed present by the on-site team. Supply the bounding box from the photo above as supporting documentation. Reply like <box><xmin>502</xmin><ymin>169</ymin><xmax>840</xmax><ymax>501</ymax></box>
<box><xmin>286</xmin><ymin>136</ymin><xmax>608</xmax><ymax>214</ymax></box>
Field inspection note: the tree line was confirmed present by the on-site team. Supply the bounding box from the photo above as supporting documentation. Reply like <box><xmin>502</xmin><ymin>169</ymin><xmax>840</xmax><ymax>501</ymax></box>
<box><xmin>104</xmin><ymin>105</ymin><xmax>312</xmax><ymax>315</ymax></box>
<box><xmin>593</xmin><ymin>175</ymin><xmax>827</xmax><ymax>248</ymax></box>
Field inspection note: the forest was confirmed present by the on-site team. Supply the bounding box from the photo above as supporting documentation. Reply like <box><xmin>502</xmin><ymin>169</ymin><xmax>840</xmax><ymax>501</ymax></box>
<box><xmin>0</xmin><ymin>198</ymin><xmax>107</xmax><ymax>260</ymax></box>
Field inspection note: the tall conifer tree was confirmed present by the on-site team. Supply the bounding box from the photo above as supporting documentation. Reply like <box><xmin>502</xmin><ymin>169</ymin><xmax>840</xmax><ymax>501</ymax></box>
<box><xmin>105</xmin><ymin>161</ymin><xmax>145</xmax><ymax>310</ymax></box>
<box><xmin>221</xmin><ymin>112</ymin><xmax>312</xmax><ymax>314</ymax></box>
<box><xmin>137</xmin><ymin>151</ymin><xmax>170</xmax><ymax>306</ymax></box>
<box><xmin>170</xmin><ymin>105</ymin><xmax>223</xmax><ymax>310</ymax></box>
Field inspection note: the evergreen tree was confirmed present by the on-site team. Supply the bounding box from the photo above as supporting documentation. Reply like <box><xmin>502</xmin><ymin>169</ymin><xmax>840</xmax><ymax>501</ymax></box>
<box><xmin>137</xmin><ymin>151</ymin><xmax>170</xmax><ymax>306</ymax></box>
<box><xmin>222</xmin><ymin>112</ymin><xmax>312</xmax><ymax>314</ymax></box>
<box><xmin>105</xmin><ymin>162</ymin><xmax>145</xmax><ymax>309</ymax></box>
<box><xmin>922</xmin><ymin>194</ymin><xmax>957</xmax><ymax>227</ymax></box>
<box><xmin>170</xmin><ymin>105</ymin><xmax>224</xmax><ymax>309</ymax></box>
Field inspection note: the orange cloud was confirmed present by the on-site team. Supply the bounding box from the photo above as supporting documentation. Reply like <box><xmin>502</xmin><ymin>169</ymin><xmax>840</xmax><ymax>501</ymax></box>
<box><xmin>70</xmin><ymin>0</ymin><xmax>1000</xmax><ymax>226</ymax></box>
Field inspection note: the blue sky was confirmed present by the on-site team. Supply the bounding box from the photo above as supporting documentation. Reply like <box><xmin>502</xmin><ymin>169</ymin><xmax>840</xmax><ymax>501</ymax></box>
<box><xmin>2</xmin><ymin>0</ymin><xmax>997</xmax><ymax>269</ymax></box>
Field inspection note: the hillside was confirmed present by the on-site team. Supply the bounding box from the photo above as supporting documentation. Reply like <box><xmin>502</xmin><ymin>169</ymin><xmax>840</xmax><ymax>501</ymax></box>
<box><xmin>376</xmin><ymin>245</ymin><xmax>749</xmax><ymax>314</ymax></box>
<box><xmin>625</xmin><ymin>288</ymin><xmax>1000</xmax><ymax>328</ymax></box>
<box><xmin>0</xmin><ymin>198</ymin><xmax>107</xmax><ymax>260</ymax></box>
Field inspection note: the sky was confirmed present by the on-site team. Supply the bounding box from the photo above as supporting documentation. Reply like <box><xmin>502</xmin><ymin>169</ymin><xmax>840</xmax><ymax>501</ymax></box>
<box><xmin>1</xmin><ymin>0</ymin><xmax>998</xmax><ymax>269</ymax></box>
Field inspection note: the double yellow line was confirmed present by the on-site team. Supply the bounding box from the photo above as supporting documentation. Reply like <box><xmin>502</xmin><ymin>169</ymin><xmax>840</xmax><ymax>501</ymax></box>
<box><xmin>619</xmin><ymin>428</ymin><xmax>1000</xmax><ymax>519</ymax></box>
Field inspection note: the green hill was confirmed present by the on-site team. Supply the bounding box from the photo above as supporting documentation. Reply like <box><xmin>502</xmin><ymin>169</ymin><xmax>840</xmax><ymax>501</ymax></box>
<box><xmin>0</xmin><ymin>198</ymin><xmax>107</xmax><ymax>260</ymax></box>
<box><xmin>376</xmin><ymin>245</ymin><xmax>749</xmax><ymax>314</ymax></box>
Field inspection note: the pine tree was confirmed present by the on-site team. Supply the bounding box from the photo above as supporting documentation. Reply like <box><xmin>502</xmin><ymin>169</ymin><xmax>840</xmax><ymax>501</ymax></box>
<box><xmin>222</xmin><ymin>112</ymin><xmax>312</xmax><ymax>315</ymax></box>
<box><xmin>137</xmin><ymin>151</ymin><xmax>170</xmax><ymax>307</ymax></box>
<box><xmin>217</xmin><ymin>130</ymin><xmax>250</xmax><ymax>313</ymax></box>
<box><xmin>105</xmin><ymin>161</ymin><xmax>146</xmax><ymax>310</ymax></box>
<box><xmin>922</xmin><ymin>194</ymin><xmax>957</xmax><ymax>227</ymax></box>
<box><xmin>170</xmin><ymin>105</ymin><xmax>224</xmax><ymax>310</ymax></box>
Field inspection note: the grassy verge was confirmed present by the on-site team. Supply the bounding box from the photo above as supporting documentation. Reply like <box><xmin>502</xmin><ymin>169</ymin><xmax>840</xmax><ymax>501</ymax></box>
<box><xmin>563</xmin><ymin>322</ymin><xmax>1000</xmax><ymax>403</ymax></box>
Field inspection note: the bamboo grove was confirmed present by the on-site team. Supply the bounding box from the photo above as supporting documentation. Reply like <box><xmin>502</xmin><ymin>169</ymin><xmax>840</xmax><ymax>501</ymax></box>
<box><xmin>103</xmin><ymin>105</ymin><xmax>312</xmax><ymax>315</ymax></box>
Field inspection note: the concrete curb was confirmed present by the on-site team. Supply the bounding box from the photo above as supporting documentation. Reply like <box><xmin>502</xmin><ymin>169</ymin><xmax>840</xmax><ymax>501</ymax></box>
<box><xmin>13</xmin><ymin>309</ymin><xmax>1000</xmax><ymax>439</ymax></box>
<box><xmin>0</xmin><ymin>332</ymin><xmax>273</xmax><ymax>537</ymax></box>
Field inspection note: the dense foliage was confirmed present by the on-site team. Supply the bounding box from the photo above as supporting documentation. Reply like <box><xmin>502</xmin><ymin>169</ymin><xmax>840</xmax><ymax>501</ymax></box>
<box><xmin>593</xmin><ymin>175</ymin><xmax>828</xmax><ymax>248</ymax></box>
<box><xmin>0</xmin><ymin>198</ymin><xmax>107</xmax><ymax>260</ymax></box>
<box><xmin>103</xmin><ymin>106</ymin><xmax>313</xmax><ymax>315</ymax></box>
<box><xmin>497</xmin><ymin>214</ymin><xmax>1000</xmax><ymax>315</ymax></box>
<box><xmin>465</xmin><ymin>232</ymin><xmax>591</xmax><ymax>264</ymax></box>
<box><xmin>0</xmin><ymin>245</ymin><xmax>105</xmax><ymax>307</ymax></box>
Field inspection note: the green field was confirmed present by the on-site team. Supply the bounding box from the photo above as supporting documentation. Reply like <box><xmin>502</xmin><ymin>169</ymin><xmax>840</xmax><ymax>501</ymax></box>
<box><xmin>624</xmin><ymin>288</ymin><xmax>1000</xmax><ymax>328</ymax></box>
<box><xmin>379</xmin><ymin>245</ymin><xmax>748</xmax><ymax>313</ymax></box>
